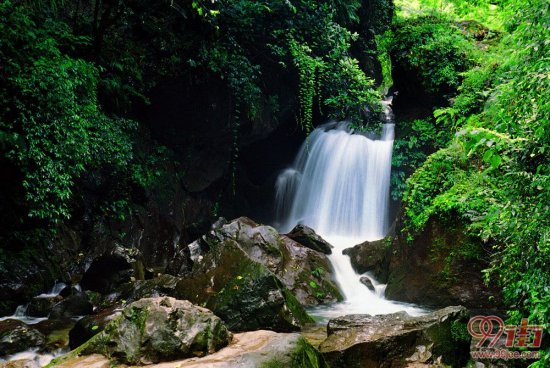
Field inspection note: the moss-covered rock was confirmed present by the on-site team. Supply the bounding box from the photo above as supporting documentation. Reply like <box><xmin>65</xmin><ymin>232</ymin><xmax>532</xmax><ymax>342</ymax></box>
<box><xmin>78</xmin><ymin>297</ymin><xmax>231</xmax><ymax>365</ymax></box>
<box><xmin>0</xmin><ymin>319</ymin><xmax>46</xmax><ymax>357</ymax></box>
<box><xmin>176</xmin><ymin>238</ymin><xmax>313</xmax><ymax>332</ymax></box>
<box><xmin>68</xmin><ymin>306</ymin><xmax>121</xmax><ymax>350</ymax></box>
<box><xmin>180</xmin><ymin>217</ymin><xmax>343</xmax><ymax>306</ymax></box>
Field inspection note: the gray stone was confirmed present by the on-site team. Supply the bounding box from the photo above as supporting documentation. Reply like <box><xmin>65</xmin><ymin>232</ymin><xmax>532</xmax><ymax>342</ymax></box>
<box><xmin>286</xmin><ymin>224</ymin><xmax>333</xmax><ymax>254</ymax></box>
<box><xmin>0</xmin><ymin>319</ymin><xmax>45</xmax><ymax>356</ymax></box>
<box><xmin>320</xmin><ymin>306</ymin><xmax>470</xmax><ymax>368</ymax></box>
<box><xmin>80</xmin><ymin>297</ymin><xmax>232</xmax><ymax>365</ymax></box>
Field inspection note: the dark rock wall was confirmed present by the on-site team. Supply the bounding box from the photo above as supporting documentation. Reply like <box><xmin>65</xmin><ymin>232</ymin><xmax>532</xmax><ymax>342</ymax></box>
<box><xmin>385</xmin><ymin>215</ymin><xmax>503</xmax><ymax>309</ymax></box>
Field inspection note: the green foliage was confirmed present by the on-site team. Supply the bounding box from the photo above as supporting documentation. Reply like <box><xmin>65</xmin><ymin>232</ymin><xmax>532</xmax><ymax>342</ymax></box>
<box><xmin>392</xmin><ymin>118</ymin><xmax>451</xmax><ymax>199</ymax></box>
<box><xmin>450</xmin><ymin>320</ymin><xmax>471</xmax><ymax>342</ymax></box>
<box><xmin>375</xmin><ymin>31</ymin><xmax>394</xmax><ymax>93</ymax></box>
<box><xmin>191</xmin><ymin>1</ymin><xmax>383</xmax><ymax>134</ymax></box>
<box><xmin>0</xmin><ymin>2</ymin><xmax>137</xmax><ymax>223</ymax></box>
<box><xmin>289</xmin><ymin>39</ymin><xmax>324</xmax><ymax>132</ymax></box>
<box><xmin>395</xmin><ymin>0</ymin><xmax>506</xmax><ymax>30</ymax></box>
<box><xmin>0</xmin><ymin>1</ymin><xmax>176</xmax><ymax>227</ymax></box>
<box><xmin>290</xmin><ymin>337</ymin><xmax>328</xmax><ymax>368</ymax></box>
<box><xmin>397</xmin><ymin>1</ymin><xmax>549</xmax><ymax>358</ymax></box>
<box><xmin>323</xmin><ymin>57</ymin><xmax>381</xmax><ymax>124</ymax></box>
<box><xmin>390</xmin><ymin>16</ymin><xmax>476</xmax><ymax>96</ymax></box>
<box><xmin>311</xmin><ymin>267</ymin><xmax>326</xmax><ymax>279</ymax></box>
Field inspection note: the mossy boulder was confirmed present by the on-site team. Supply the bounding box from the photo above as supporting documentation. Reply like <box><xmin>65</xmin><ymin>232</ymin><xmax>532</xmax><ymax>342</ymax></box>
<box><xmin>319</xmin><ymin>306</ymin><xmax>470</xmax><ymax>368</ymax></box>
<box><xmin>181</xmin><ymin>217</ymin><xmax>342</xmax><ymax>306</ymax></box>
<box><xmin>78</xmin><ymin>297</ymin><xmax>231</xmax><ymax>365</ymax></box>
<box><xmin>0</xmin><ymin>319</ymin><xmax>46</xmax><ymax>356</ymax></box>
<box><xmin>176</xmin><ymin>237</ymin><xmax>314</xmax><ymax>332</ymax></box>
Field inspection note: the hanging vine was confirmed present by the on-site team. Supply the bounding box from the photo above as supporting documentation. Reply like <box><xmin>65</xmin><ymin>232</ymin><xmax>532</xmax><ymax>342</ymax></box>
<box><xmin>289</xmin><ymin>38</ymin><xmax>324</xmax><ymax>134</ymax></box>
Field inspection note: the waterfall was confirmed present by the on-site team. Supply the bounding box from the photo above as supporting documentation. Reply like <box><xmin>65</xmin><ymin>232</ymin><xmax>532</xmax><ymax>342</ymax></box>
<box><xmin>274</xmin><ymin>100</ymin><xmax>424</xmax><ymax>318</ymax></box>
<box><xmin>275</xmin><ymin>122</ymin><xmax>393</xmax><ymax>239</ymax></box>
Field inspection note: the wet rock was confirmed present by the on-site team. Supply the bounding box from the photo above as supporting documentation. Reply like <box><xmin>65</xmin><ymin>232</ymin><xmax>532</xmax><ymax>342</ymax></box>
<box><xmin>26</xmin><ymin>296</ymin><xmax>62</xmax><ymax>318</ymax></box>
<box><xmin>343</xmin><ymin>237</ymin><xmax>391</xmax><ymax>282</ymax></box>
<box><xmin>359</xmin><ymin>277</ymin><xmax>375</xmax><ymax>292</ymax></box>
<box><xmin>120</xmin><ymin>274</ymin><xmax>180</xmax><ymax>303</ymax></box>
<box><xmin>59</xmin><ymin>285</ymin><xmax>82</xmax><ymax>298</ymax></box>
<box><xmin>176</xmin><ymin>238</ymin><xmax>313</xmax><ymax>332</ymax></box>
<box><xmin>49</xmin><ymin>293</ymin><xmax>93</xmax><ymax>319</ymax></box>
<box><xmin>80</xmin><ymin>246</ymin><xmax>144</xmax><ymax>294</ymax></box>
<box><xmin>192</xmin><ymin>217</ymin><xmax>343</xmax><ymax>306</ymax></box>
<box><xmin>68</xmin><ymin>306</ymin><xmax>121</xmax><ymax>349</ymax></box>
<box><xmin>0</xmin><ymin>319</ymin><xmax>45</xmax><ymax>356</ymax></box>
<box><xmin>34</xmin><ymin>318</ymin><xmax>75</xmax><ymax>351</ymax></box>
<box><xmin>319</xmin><ymin>306</ymin><xmax>470</xmax><ymax>368</ymax></box>
<box><xmin>0</xmin><ymin>228</ymin><xmax>81</xmax><ymax>316</ymax></box>
<box><xmin>164</xmin><ymin>243</ymin><xmax>193</xmax><ymax>277</ymax></box>
<box><xmin>80</xmin><ymin>297</ymin><xmax>232</xmax><ymax>365</ymax></box>
<box><xmin>385</xmin><ymin>217</ymin><xmax>502</xmax><ymax>308</ymax></box>
<box><xmin>286</xmin><ymin>224</ymin><xmax>333</xmax><ymax>254</ymax></box>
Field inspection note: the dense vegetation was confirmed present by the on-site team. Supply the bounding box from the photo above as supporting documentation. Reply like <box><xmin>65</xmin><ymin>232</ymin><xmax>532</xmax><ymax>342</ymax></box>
<box><xmin>0</xmin><ymin>0</ymin><xmax>391</xmax><ymax>245</ymax></box>
<box><xmin>390</xmin><ymin>0</ymin><xmax>548</xmax><ymax>365</ymax></box>
<box><xmin>0</xmin><ymin>0</ymin><xmax>547</xmax><ymax>365</ymax></box>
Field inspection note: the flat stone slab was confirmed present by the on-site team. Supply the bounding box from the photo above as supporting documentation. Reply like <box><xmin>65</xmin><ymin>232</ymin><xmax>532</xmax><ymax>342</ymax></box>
<box><xmin>50</xmin><ymin>330</ymin><xmax>302</xmax><ymax>368</ymax></box>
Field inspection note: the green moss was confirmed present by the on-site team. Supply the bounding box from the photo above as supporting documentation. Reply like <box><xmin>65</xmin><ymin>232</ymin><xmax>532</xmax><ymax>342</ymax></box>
<box><xmin>127</xmin><ymin>306</ymin><xmax>149</xmax><ymax>335</ymax></box>
<box><xmin>281</xmin><ymin>289</ymin><xmax>314</xmax><ymax>325</ymax></box>
<box><xmin>451</xmin><ymin>320</ymin><xmax>471</xmax><ymax>342</ymax></box>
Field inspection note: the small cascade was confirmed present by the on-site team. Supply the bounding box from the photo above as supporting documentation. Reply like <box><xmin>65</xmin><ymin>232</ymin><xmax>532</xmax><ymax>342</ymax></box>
<box><xmin>35</xmin><ymin>281</ymin><xmax>67</xmax><ymax>298</ymax></box>
<box><xmin>14</xmin><ymin>303</ymin><xmax>29</xmax><ymax>317</ymax></box>
<box><xmin>274</xmin><ymin>97</ymin><xmax>424</xmax><ymax>318</ymax></box>
<box><xmin>0</xmin><ymin>303</ymin><xmax>47</xmax><ymax>325</ymax></box>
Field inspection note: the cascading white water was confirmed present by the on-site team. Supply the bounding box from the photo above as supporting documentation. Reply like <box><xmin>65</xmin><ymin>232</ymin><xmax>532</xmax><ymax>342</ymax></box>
<box><xmin>276</xmin><ymin>122</ymin><xmax>393</xmax><ymax>240</ymax></box>
<box><xmin>275</xmin><ymin>100</ymin><xmax>424</xmax><ymax>318</ymax></box>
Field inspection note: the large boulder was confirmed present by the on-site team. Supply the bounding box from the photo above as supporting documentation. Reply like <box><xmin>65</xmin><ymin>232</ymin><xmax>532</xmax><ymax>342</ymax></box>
<box><xmin>385</xmin><ymin>217</ymin><xmax>502</xmax><ymax>308</ymax></box>
<box><xmin>120</xmin><ymin>274</ymin><xmax>180</xmax><ymax>303</ymax></box>
<box><xmin>80</xmin><ymin>246</ymin><xmax>145</xmax><ymax>294</ymax></box>
<box><xmin>27</xmin><ymin>295</ymin><xmax>63</xmax><ymax>317</ymax></box>
<box><xmin>183</xmin><ymin>217</ymin><xmax>343</xmax><ymax>306</ymax></box>
<box><xmin>319</xmin><ymin>306</ymin><xmax>471</xmax><ymax>368</ymax></box>
<box><xmin>78</xmin><ymin>297</ymin><xmax>231</xmax><ymax>365</ymax></box>
<box><xmin>175</xmin><ymin>238</ymin><xmax>313</xmax><ymax>332</ymax></box>
<box><xmin>343</xmin><ymin>237</ymin><xmax>391</xmax><ymax>282</ymax></box>
<box><xmin>49</xmin><ymin>293</ymin><xmax>93</xmax><ymax>319</ymax></box>
<box><xmin>0</xmin><ymin>319</ymin><xmax>45</xmax><ymax>356</ymax></box>
<box><xmin>286</xmin><ymin>224</ymin><xmax>333</xmax><ymax>254</ymax></box>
